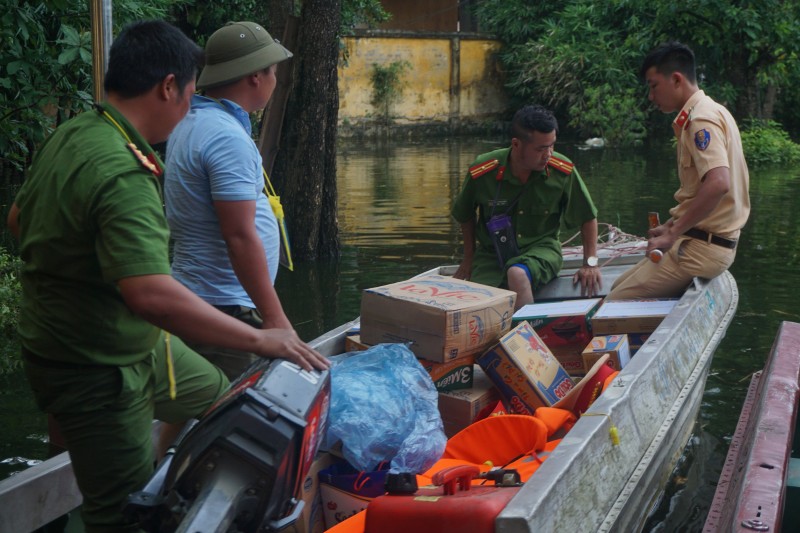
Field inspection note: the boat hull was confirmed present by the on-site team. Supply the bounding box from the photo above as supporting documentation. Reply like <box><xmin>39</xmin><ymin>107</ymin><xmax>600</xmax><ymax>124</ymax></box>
<box><xmin>703</xmin><ymin>320</ymin><xmax>800</xmax><ymax>532</ymax></box>
<box><xmin>497</xmin><ymin>271</ymin><xmax>738</xmax><ymax>532</ymax></box>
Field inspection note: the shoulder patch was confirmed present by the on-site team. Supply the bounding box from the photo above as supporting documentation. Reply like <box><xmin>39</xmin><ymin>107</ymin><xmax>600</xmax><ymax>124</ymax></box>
<box><xmin>127</xmin><ymin>143</ymin><xmax>162</xmax><ymax>177</ymax></box>
<box><xmin>694</xmin><ymin>129</ymin><xmax>711</xmax><ymax>151</ymax></box>
<box><xmin>547</xmin><ymin>156</ymin><xmax>574</xmax><ymax>175</ymax></box>
<box><xmin>469</xmin><ymin>159</ymin><xmax>500</xmax><ymax>179</ymax></box>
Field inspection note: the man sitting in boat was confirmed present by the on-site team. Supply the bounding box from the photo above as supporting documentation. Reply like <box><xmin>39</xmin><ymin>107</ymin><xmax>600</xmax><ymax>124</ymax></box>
<box><xmin>607</xmin><ymin>41</ymin><xmax>750</xmax><ymax>300</ymax></box>
<box><xmin>451</xmin><ymin>104</ymin><xmax>602</xmax><ymax>310</ymax></box>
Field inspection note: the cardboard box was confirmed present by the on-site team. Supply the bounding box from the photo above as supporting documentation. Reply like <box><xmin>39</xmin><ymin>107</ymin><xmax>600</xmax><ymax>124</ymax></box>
<box><xmin>591</xmin><ymin>299</ymin><xmax>679</xmax><ymax>335</ymax></box>
<box><xmin>344</xmin><ymin>333</ymin><xmax>370</xmax><ymax>352</ymax></box>
<box><xmin>318</xmin><ymin>462</ymin><xmax>388</xmax><ymax>529</ymax></box>
<box><xmin>419</xmin><ymin>356</ymin><xmax>475</xmax><ymax>391</ymax></box>
<box><xmin>627</xmin><ymin>332</ymin><xmax>650</xmax><ymax>355</ymax></box>
<box><xmin>582</xmin><ymin>334</ymin><xmax>631</xmax><ymax>372</ymax></box>
<box><xmin>360</xmin><ymin>274</ymin><xmax>516</xmax><ymax>362</ymax></box>
<box><xmin>512</xmin><ymin>298</ymin><xmax>602</xmax><ymax>348</ymax></box>
<box><xmin>477</xmin><ymin>321</ymin><xmax>574</xmax><ymax>415</ymax></box>
<box><xmin>512</xmin><ymin>298</ymin><xmax>603</xmax><ymax>377</ymax></box>
<box><xmin>549</xmin><ymin>345</ymin><xmax>587</xmax><ymax>376</ymax></box>
<box><xmin>438</xmin><ymin>366</ymin><xmax>499</xmax><ymax>437</ymax></box>
<box><xmin>285</xmin><ymin>452</ymin><xmax>337</xmax><ymax>533</ymax></box>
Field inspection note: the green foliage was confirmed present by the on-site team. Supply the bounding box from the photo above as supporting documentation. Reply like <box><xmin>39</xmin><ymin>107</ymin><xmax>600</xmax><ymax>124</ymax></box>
<box><xmin>577</xmin><ymin>86</ymin><xmax>646</xmax><ymax>146</ymax></box>
<box><xmin>473</xmin><ymin>0</ymin><xmax>800</xmax><ymax>144</ymax></box>
<box><xmin>475</xmin><ymin>0</ymin><xmax>652</xmax><ymax>144</ymax></box>
<box><xmin>341</xmin><ymin>0</ymin><xmax>390</xmax><ymax>32</ymax></box>
<box><xmin>0</xmin><ymin>249</ymin><xmax>22</xmax><ymax>375</ymax></box>
<box><xmin>169</xmin><ymin>0</ymin><xmax>271</xmax><ymax>46</ymax></box>
<box><xmin>370</xmin><ymin>61</ymin><xmax>411</xmax><ymax>123</ymax></box>
<box><xmin>741</xmin><ymin>119</ymin><xmax>800</xmax><ymax>166</ymax></box>
<box><xmin>0</xmin><ymin>0</ymin><xmax>175</xmax><ymax>174</ymax></box>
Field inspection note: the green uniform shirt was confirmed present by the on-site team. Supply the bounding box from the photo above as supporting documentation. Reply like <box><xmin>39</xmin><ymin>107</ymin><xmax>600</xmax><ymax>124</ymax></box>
<box><xmin>16</xmin><ymin>104</ymin><xmax>171</xmax><ymax>366</ymax></box>
<box><xmin>451</xmin><ymin>147</ymin><xmax>597</xmax><ymax>287</ymax></box>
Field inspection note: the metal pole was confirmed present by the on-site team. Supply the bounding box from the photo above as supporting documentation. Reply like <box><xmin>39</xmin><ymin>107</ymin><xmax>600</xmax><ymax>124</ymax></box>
<box><xmin>89</xmin><ymin>0</ymin><xmax>113</xmax><ymax>102</ymax></box>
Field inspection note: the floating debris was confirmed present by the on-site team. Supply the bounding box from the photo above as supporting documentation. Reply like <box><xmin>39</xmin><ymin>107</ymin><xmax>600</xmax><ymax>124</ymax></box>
<box><xmin>1</xmin><ymin>456</ymin><xmax>42</xmax><ymax>467</ymax></box>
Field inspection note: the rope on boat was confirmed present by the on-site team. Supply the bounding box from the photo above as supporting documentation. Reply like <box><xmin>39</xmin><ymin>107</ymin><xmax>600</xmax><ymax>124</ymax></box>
<box><xmin>560</xmin><ymin>223</ymin><xmax>647</xmax><ymax>271</ymax></box>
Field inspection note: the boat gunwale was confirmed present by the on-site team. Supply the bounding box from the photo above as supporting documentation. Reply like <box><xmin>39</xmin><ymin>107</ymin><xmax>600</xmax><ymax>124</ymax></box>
<box><xmin>497</xmin><ymin>270</ymin><xmax>738</xmax><ymax>532</ymax></box>
<box><xmin>703</xmin><ymin>320</ymin><xmax>800</xmax><ymax>532</ymax></box>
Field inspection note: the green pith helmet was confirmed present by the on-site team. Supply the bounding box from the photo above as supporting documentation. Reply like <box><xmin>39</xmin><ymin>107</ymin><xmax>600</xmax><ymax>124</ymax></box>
<box><xmin>196</xmin><ymin>21</ymin><xmax>293</xmax><ymax>90</ymax></box>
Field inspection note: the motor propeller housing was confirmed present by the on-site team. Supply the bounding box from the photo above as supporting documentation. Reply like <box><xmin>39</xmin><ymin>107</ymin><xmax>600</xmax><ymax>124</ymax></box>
<box><xmin>126</xmin><ymin>358</ymin><xmax>330</xmax><ymax>533</ymax></box>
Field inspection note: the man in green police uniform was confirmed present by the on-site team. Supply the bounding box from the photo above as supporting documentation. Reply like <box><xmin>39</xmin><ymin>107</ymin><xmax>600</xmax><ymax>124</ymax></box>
<box><xmin>452</xmin><ymin>105</ymin><xmax>601</xmax><ymax>309</ymax></box>
<box><xmin>7</xmin><ymin>20</ymin><xmax>328</xmax><ymax>533</ymax></box>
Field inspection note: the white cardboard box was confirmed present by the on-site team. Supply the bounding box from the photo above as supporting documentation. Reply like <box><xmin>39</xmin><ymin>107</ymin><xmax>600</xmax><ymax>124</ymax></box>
<box><xmin>591</xmin><ymin>299</ymin><xmax>678</xmax><ymax>335</ymax></box>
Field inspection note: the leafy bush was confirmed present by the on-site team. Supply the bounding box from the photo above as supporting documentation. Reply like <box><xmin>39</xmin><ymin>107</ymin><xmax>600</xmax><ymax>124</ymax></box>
<box><xmin>741</xmin><ymin>119</ymin><xmax>800</xmax><ymax>166</ymax></box>
<box><xmin>0</xmin><ymin>249</ymin><xmax>22</xmax><ymax>375</ymax></box>
<box><xmin>0</xmin><ymin>0</ymin><xmax>176</xmax><ymax>175</ymax></box>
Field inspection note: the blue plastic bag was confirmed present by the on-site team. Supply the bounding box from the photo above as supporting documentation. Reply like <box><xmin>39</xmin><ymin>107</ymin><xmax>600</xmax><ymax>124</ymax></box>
<box><xmin>323</xmin><ymin>343</ymin><xmax>447</xmax><ymax>473</ymax></box>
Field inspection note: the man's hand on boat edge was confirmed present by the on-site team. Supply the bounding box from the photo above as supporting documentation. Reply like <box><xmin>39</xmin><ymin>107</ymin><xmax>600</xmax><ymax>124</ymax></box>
<box><xmin>572</xmin><ymin>265</ymin><xmax>602</xmax><ymax>297</ymax></box>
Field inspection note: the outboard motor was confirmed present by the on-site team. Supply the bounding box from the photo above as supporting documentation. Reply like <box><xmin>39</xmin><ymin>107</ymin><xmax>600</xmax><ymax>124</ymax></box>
<box><xmin>125</xmin><ymin>358</ymin><xmax>330</xmax><ymax>533</ymax></box>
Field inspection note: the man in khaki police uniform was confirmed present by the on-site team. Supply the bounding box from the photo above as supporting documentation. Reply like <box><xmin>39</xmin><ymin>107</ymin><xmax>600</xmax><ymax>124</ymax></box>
<box><xmin>608</xmin><ymin>41</ymin><xmax>750</xmax><ymax>299</ymax></box>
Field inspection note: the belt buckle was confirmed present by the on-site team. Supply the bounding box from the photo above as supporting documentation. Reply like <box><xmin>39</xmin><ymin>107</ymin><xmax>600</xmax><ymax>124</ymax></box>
<box><xmin>706</xmin><ymin>231</ymin><xmax>713</xmax><ymax>244</ymax></box>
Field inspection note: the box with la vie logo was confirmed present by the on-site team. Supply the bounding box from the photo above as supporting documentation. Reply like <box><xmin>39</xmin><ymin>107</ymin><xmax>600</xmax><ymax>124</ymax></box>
<box><xmin>360</xmin><ymin>275</ymin><xmax>516</xmax><ymax>363</ymax></box>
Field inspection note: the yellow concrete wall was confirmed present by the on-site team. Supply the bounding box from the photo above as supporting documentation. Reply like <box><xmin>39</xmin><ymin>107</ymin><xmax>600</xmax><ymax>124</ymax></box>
<box><xmin>338</xmin><ymin>35</ymin><xmax>507</xmax><ymax>126</ymax></box>
<box><xmin>459</xmin><ymin>40</ymin><xmax>505</xmax><ymax>118</ymax></box>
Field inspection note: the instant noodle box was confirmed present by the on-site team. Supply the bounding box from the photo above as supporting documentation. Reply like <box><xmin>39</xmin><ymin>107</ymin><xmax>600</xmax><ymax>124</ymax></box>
<box><xmin>438</xmin><ymin>366</ymin><xmax>500</xmax><ymax>438</ymax></box>
<box><xmin>360</xmin><ymin>274</ymin><xmax>516</xmax><ymax>362</ymax></box>
<box><xmin>512</xmin><ymin>298</ymin><xmax>603</xmax><ymax>376</ymax></box>
<box><xmin>581</xmin><ymin>334</ymin><xmax>631</xmax><ymax>372</ymax></box>
<box><xmin>418</xmin><ymin>356</ymin><xmax>475</xmax><ymax>392</ymax></box>
<box><xmin>477</xmin><ymin>321</ymin><xmax>574</xmax><ymax>415</ymax></box>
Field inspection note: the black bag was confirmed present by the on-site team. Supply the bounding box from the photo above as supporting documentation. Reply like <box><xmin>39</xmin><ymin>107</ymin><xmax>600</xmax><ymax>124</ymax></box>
<box><xmin>486</xmin><ymin>214</ymin><xmax>519</xmax><ymax>268</ymax></box>
<box><xmin>485</xmin><ymin>179</ymin><xmax>528</xmax><ymax>269</ymax></box>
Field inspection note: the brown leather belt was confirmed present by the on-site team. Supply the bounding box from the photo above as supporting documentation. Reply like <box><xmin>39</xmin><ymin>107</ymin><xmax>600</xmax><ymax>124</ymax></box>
<box><xmin>684</xmin><ymin>227</ymin><xmax>737</xmax><ymax>249</ymax></box>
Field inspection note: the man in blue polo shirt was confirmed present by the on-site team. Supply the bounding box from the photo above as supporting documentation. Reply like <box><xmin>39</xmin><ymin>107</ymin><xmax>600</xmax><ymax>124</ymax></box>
<box><xmin>166</xmin><ymin>21</ymin><xmax>296</xmax><ymax>380</ymax></box>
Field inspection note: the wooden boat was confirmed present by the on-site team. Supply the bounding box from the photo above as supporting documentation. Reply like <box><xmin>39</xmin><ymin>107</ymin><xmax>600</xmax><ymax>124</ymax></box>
<box><xmin>0</xmin><ymin>231</ymin><xmax>739</xmax><ymax>532</ymax></box>
<box><xmin>703</xmin><ymin>320</ymin><xmax>800</xmax><ymax>533</ymax></box>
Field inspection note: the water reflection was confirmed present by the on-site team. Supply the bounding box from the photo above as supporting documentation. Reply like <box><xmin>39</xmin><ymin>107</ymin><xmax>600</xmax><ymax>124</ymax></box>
<box><xmin>4</xmin><ymin>134</ymin><xmax>800</xmax><ymax>531</ymax></box>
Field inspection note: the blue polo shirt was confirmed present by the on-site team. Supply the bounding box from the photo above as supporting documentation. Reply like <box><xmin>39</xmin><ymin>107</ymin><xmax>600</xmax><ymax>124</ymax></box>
<box><xmin>165</xmin><ymin>95</ymin><xmax>279</xmax><ymax>307</ymax></box>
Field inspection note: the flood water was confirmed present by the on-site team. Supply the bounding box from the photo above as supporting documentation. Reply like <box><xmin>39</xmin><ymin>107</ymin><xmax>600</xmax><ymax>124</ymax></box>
<box><xmin>3</xmin><ymin>133</ymin><xmax>800</xmax><ymax>531</ymax></box>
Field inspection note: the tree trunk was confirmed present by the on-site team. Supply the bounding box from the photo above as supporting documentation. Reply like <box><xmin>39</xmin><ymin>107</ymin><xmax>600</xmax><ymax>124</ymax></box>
<box><xmin>269</xmin><ymin>0</ymin><xmax>341</xmax><ymax>261</ymax></box>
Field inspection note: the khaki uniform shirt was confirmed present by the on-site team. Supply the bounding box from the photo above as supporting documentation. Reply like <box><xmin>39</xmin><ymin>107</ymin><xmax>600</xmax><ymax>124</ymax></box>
<box><xmin>670</xmin><ymin>90</ymin><xmax>750</xmax><ymax>238</ymax></box>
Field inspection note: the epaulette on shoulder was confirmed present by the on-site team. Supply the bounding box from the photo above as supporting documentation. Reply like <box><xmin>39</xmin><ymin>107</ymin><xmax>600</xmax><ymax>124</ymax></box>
<box><xmin>126</xmin><ymin>143</ymin><xmax>162</xmax><ymax>177</ymax></box>
<box><xmin>547</xmin><ymin>156</ymin><xmax>574</xmax><ymax>175</ymax></box>
<box><xmin>469</xmin><ymin>159</ymin><xmax>500</xmax><ymax>179</ymax></box>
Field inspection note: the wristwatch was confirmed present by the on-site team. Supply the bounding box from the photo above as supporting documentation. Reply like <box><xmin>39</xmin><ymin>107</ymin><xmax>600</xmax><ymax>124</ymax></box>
<box><xmin>585</xmin><ymin>256</ymin><xmax>598</xmax><ymax>267</ymax></box>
